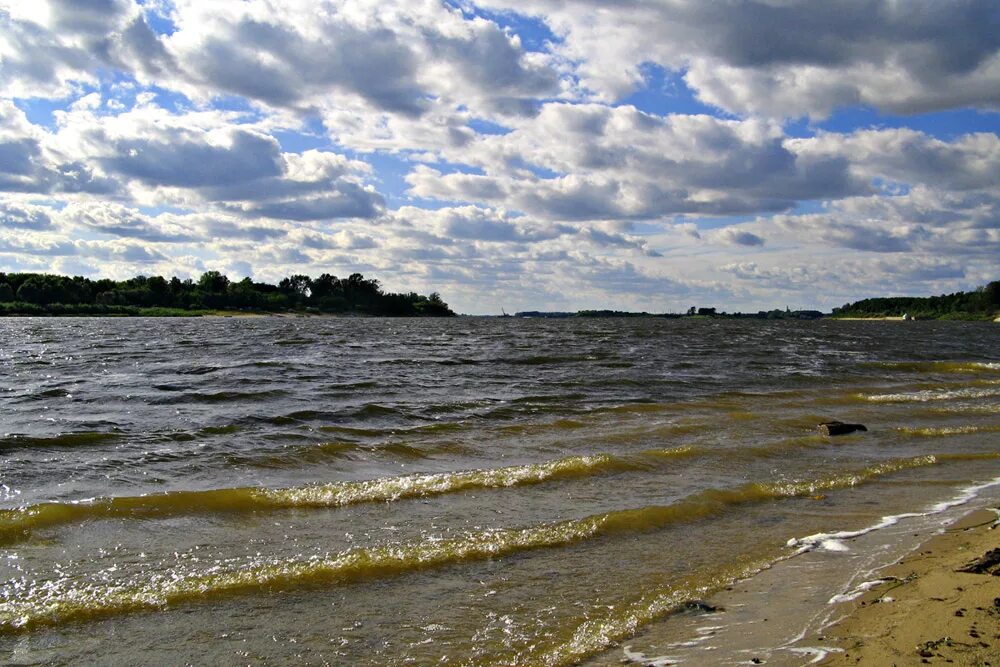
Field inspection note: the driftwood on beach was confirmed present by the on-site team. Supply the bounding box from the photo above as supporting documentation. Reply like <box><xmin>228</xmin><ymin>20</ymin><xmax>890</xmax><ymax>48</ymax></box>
<box><xmin>958</xmin><ymin>548</ymin><xmax>1000</xmax><ymax>575</ymax></box>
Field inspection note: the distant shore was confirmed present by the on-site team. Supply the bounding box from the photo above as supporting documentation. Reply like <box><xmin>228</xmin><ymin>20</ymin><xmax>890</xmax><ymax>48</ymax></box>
<box><xmin>0</xmin><ymin>308</ymin><xmax>442</xmax><ymax>318</ymax></box>
<box><xmin>818</xmin><ymin>507</ymin><xmax>1000</xmax><ymax>665</ymax></box>
<box><xmin>831</xmin><ymin>315</ymin><xmax>1000</xmax><ymax>322</ymax></box>
<box><xmin>830</xmin><ymin>316</ymin><xmax>909</xmax><ymax>321</ymax></box>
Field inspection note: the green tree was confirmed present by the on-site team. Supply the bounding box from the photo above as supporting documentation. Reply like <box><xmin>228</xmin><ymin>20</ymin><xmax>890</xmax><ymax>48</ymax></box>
<box><xmin>198</xmin><ymin>271</ymin><xmax>230</xmax><ymax>293</ymax></box>
<box><xmin>985</xmin><ymin>281</ymin><xmax>1000</xmax><ymax>308</ymax></box>
<box><xmin>282</xmin><ymin>274</ymin><xmax>312</xmax><ymax>295</ymax></box>
<box><xmin>310</xmin><ymin>274</ymin><xmax>340</xmax><ymax>299</ymax></box>
<box><xmin>0</xmin><ymin>270</ymin><xmax>455</xmax><ymax>316</ymax></box>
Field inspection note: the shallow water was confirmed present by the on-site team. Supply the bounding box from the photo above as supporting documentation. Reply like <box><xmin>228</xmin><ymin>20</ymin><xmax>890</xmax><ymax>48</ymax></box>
<box><xmin>1</xmin><ymin>317</ymin><xmax>999</xmax><ymax>665</ymax></box>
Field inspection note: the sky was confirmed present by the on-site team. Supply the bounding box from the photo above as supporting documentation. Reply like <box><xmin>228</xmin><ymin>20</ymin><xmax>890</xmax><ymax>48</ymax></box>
<box><xmin>0</xmin><ymin>0</ymin><xmax>998</xmax><ymax>315</ymax></box>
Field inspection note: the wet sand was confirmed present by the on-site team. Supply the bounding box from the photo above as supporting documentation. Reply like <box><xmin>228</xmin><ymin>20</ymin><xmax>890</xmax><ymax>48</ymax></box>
<box><xmin>819</xmin><ymin>508</ymin><xmax>1000</xmax><ymax>665</ymax></box>
<box><xmin>586</xmin><ymin>495</ymin><xmax>1000</xmax><ymax>667</ymax></box>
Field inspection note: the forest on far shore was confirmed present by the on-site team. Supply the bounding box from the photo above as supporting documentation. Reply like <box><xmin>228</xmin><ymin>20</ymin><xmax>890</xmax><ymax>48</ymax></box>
<box><xmin>0</xmin><ymin>271</ymin><xmax>455</xmax><ymax>317</ymax></box>
<box><xmin>832</xmin><ymin>281</ymin><xmax>1000</xmax><ymax>320</ymax></box>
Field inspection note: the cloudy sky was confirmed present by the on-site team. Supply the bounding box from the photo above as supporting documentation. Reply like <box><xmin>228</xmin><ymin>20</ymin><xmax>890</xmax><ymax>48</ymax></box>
<box><xmin>1</xmin><ymin>0</ymin><xmax>999</xmax><ymax>314</ymax></box>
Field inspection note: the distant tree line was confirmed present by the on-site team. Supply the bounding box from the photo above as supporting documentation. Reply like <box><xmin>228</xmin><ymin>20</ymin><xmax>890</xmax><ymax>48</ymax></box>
<box><xmin>832</xmin><ymin>281</ymin><xmax>1000</xmax><ymax>320</ymax></box>
<box><xmin>514</xmin><ymin>308</ymin><xmax>824</xmax><ymax>319</ymax></box>
<box><xmin>0</xmin><ymin>271</ymin><xmax>455</xmax><ymax>316</ymax></box>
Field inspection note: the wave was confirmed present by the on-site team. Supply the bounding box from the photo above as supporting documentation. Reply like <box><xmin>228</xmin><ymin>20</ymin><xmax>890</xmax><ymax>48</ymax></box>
<box><xmin>506</xmin><ymin>353</ymin><xmax>612</xmax><ymax>365</ymax></box>
<box><xmin>788</xmin><ymin>468</ymin><xmax>1000</xmax><ymax>554</ymax></box>
<box><xmin>860</xmin><ymin>386</ymin><xmax>1000</xmax><ymax>403</ymax></box>
<box><xmin>0</xmin><ymin>455</ymin><xmax>944</xmax><ymax>633</ymax></box>
<box><xmin>153</xmin><ymin>389</ymin><xmax>289</xmax><ymax>404</ymax></box>
<box><xmin>533</xmin><ymin>557</ymin><xmax>771</xmax><ymax>666</ymax></box>
<box><xmin>243</xmin><ymin>404</ymin><xmax>417</xmax><ymax>427</ymax></box>
<box><xmin>273</xmin><ymin>338</ymin><xmax>317</xmax><ymax>346</ymax></box>
<box><xmin>0</xmin><ymin>448</ymin><xmax>697</xmax><ymax>545</ymax></box>
<box><xmin>896</xmin><ymin>424</ymin><xmax>1000</xmax><ymax>437</ymax></box>
<box><xmin>739</xmin><ymin>434</ymin><xmax>830</xmax><ymax>457</ymax></box>
<box><xmin>14</xmin><ymin>387</ymin><xmax>74</xmax><ymax>401</ymax></box>
<box><xmin>226</xmin><ymin>440</ymin><xmax>366</xmax><ymax>467</ymax></box>
<box><xmin>0</xmin><ymin>431</ymin><xmax>121</xmax><ymax>451</ymax></box>
<box><xmin>864</xmin><ymin>361</ymin><xmax>1000</xmax><ymax>374</ymax></box>
<box><xmin>374</xmin><ymin>357</ymin><xmax>481</xmax><ymax>366</ymax></box>
<box><xmin>175</xmin><ymin>365</ymin><xmax>222</xmax><ymax>375</ymax></box>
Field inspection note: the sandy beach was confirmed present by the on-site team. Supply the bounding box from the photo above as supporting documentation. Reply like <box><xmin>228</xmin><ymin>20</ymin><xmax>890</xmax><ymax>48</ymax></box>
<box><xmin>584</xmin><ymin>486</ymin><xmax>1000</xmax><ymax>666</ymax></box>
<box><xmin>819</xmin><ymin>508</ymin><xmax>1000</xmax><ymax>665</ymax></box>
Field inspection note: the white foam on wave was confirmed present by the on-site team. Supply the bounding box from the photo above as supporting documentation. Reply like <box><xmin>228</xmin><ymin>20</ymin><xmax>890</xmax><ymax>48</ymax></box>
<box><xmin>827</xmin><ymin>578</ymin><xmax>887</xmax><ymax>604</ymax></box>
<box><xmin>787</xmin><ymin>474</ymin><xmax>1000</xmax><ymax>555</ymax></box>
<box><xmin>622</xmin><ymin>645</ymin><xmax>680</xmax><ymax>665</ymax></box>
<box><xmin>862</xmin><ymin>386</ymin><xmax>1000</xmax><ymax>402</ymax></box>
<box><xmin>898</xmin><ymin>425</ymin><xmax>982</xmax><ymax>436</ymax></box>
<box><xmin>818</xmin><ymin>539</ymin><xmax>850</xmax><ymax>552</ymax></box>
<box><xmin>969</xmin><ymin>362</ymin><xmax>1000</xmax><ymax>371</ymax></box>
<box><xmin>787</xmin><ymin>645</ymin><xmax>843</xmax><ymax>664</ymax></box>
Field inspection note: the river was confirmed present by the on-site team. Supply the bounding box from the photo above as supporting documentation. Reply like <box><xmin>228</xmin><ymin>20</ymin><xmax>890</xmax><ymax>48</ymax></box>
<box><xmin>2</xmin><ymin>317</ymin><xmax>999</xmax><ymax>665</ymax></box>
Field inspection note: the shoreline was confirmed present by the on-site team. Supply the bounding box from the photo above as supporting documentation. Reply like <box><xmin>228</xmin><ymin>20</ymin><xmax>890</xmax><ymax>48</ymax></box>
<box><xmin>815</xmin><ymin>507</ymin><xmax>1000</xmax><ymax>665</ymax></box>
<box><xmin>589</xmin><ymin>481</ymin><xmax>1000</xmax><ymax>667</ymax></box>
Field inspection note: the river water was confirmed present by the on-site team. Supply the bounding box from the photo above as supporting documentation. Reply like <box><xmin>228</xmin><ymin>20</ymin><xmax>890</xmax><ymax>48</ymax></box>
<box><xmin>1</xmin><ymin>317</ymin><xmax>999</xmax><ymax>665</ymax></box>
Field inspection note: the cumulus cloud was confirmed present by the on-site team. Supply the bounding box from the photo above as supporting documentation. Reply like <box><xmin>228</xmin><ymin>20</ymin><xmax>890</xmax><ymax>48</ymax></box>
<box><xmin>387</xmin><ymin>205</ymin><xmax>654</xmax><ymax>257</ymax></box>
<box><xmin>0</xmin><ymin>0</ymin><xmax>173</xmax><ymax>98</ymax></box>
<box><xmin>721</xmin><ymin>262</ymin><xmax>813</xmax><ymax>289</ymax></box>
<box><xmin>716</xmin><ymin>255</ymin><xmax>975</xmax><ymax>312</ymax></box>
<box><xmin>0</xmin><ymin>228</ymin><xmax>167</xmax><ymax>265</ymax></box>
<box><xmin>874</xmin><ymin>256</ymin><xmax>967</xmax><ymax>282</ymax></box>
<box><xmin>474</xmin><ymin>0</ymin><xmax>1000</xmax><ymax>117</ymax></box>
<box><xmin>767</xmin><ymin>182</ymin><xmax>1000</xmax><ymax>257</ymax></box>
<box><xmin>102</xmin><ymin>127</ymin><xmax>284</xmax><ymax>189</ymax></box>
<box><xmin>0</xmin><ymin>200</ymin><xmax>55</xmax><ymax>230</ymax></box>
<box><xmin>796</xmin><ymin>129</ymin><xmax>1000</xmax><ymax>191</ymax></box>
<box><xmin>165</xmin><ymin>1</ymin><xmax>426</xmax><ymax>115</ymax></box>
<box><xmin>713</xmin><ymin>228</ymin><xmax>766</xmax><ymax>247</ymax></box>
<box><xmin>0</xmin><ymin>102</ymin><xmax>120</xmax><ymax>195</ymax></box>
<box><xmin>61</xmin><ymin>201</ymin><xmax>194</xmax><ymax>241</ymax></box>
<box><xmin>1</xmin><ymin>1</ymin><xmax>563</xmax><ymax>119</ymax></box>
<box><xmin>39</xmin><ymin>104</ymin><xmax>385</xmax><ymax>220</ymax></box>
<box><xmin>406</xmin><ymin>104</ymin><xmax>866</xmax><ymax>219</ymax></box>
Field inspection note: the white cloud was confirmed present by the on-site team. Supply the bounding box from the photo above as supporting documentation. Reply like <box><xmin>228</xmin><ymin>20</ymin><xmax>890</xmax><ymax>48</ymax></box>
<box><xmin>0</xmin><ymin>0</ymin><xmax>172</xmax><ymax>98</ymax></box>
<box><xmin>406</xmin><ymin>104</ymin><xmax>865</xmax><ymax>219</ymax></box>
<box><xmin>713</xmin><ymin>228</ymin><xmax>766</xmax><ymax>247</ymax></box>
<box><xmin>0</xmin><ymin>1</ymin><xmax>564</xmax><ymax>118</ymax></box>
<box><xmin>35</xmin><ymin>103</ymin><xmax>386</xmax><ymax>220</ymax></box>
<box><xmin>60</xmin><ymin>201</ymin><xmax>194</xmax><ymax>241</ymax></box>
<box><xmin>473</xmin><ymin>0</ymin><xmax>1000</xmax><ymax>117</ymax></box>
<box><xmin>0</xmin><ymin>199</ymin><xmax>56</xmax><ymax>230</ymax></box>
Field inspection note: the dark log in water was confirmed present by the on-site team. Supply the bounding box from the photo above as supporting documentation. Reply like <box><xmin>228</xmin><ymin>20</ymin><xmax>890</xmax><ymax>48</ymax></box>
<box><xmin>819</xmin><ymin>421</ymin><xmax>868</xmax><ymax>436</ymax></box>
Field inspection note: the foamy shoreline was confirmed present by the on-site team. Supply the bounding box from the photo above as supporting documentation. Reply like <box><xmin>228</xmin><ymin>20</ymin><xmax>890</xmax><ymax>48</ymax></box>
<box><xmin>816</xmin><ymin>506</ymin><xmax>1000</xmax><ymax>665</ymax></box>
<box><xmin>588</xmin><ymin>479</ymin><xmax>1000</xmax><ymax>667</ymax></box>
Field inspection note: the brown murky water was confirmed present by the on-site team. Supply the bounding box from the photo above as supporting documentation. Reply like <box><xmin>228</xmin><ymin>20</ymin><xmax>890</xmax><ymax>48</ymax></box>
<box><xmin>2</xmin><ymin>317</ymin><xmax>999</xmax><ymax>665</ymax></box>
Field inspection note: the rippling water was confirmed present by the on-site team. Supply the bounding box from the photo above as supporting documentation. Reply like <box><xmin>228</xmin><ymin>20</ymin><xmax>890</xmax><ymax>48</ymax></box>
<box><xmin>2</xmin><ymin>317</ymin><xmax>999</xmax><ymax>665</ymax></box>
